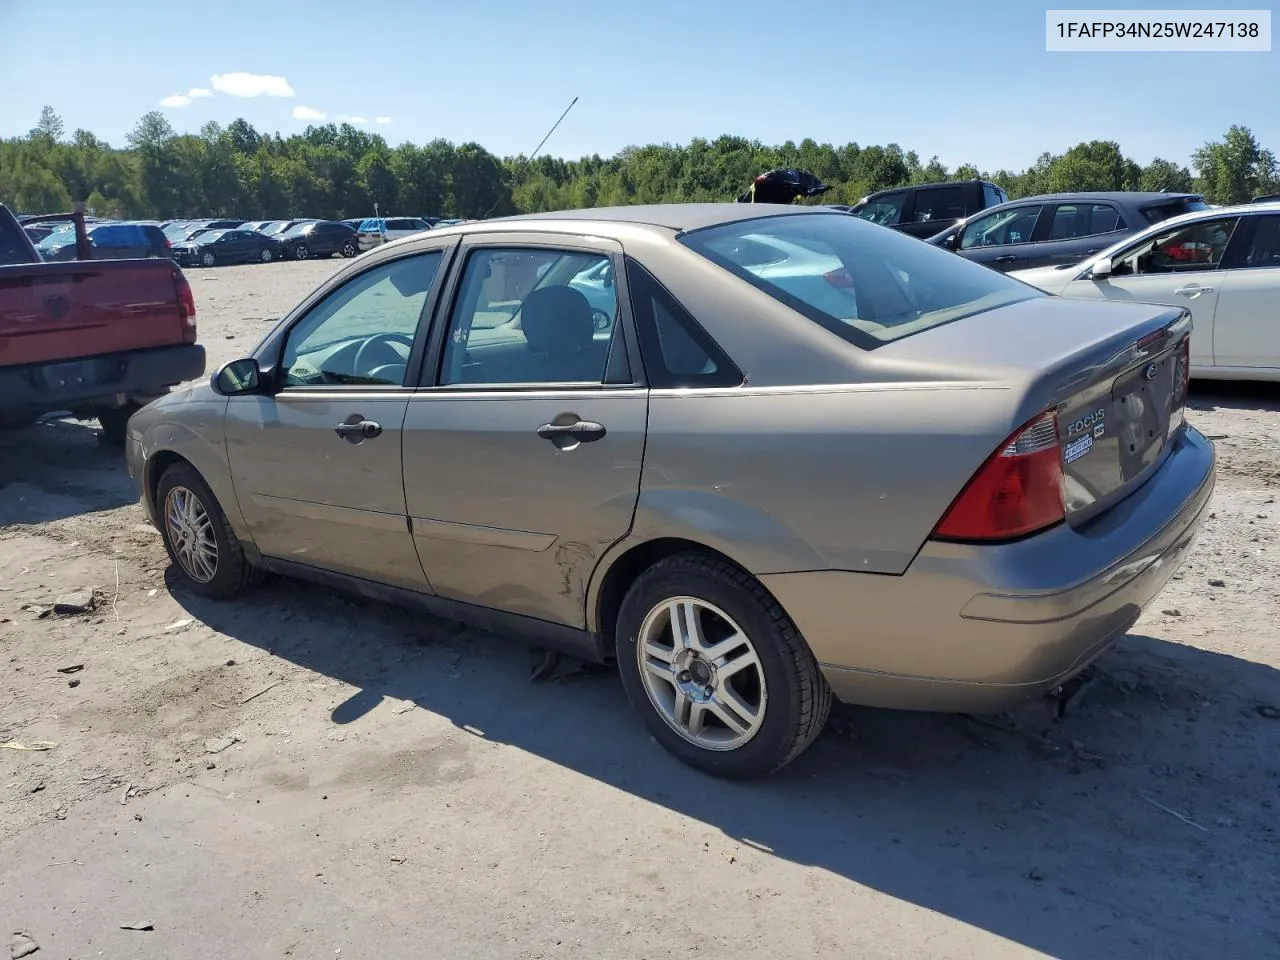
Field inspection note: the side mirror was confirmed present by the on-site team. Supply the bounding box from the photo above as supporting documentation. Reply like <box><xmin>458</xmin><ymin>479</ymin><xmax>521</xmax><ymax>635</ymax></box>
<box><xmin>943</xmin><ymin>233</ymin><xmax>959</xmax><ymax>250</ymax></box>
<box><xmin>212</xmin><ymin>358</ymin><xmax>263</xmax><ymax>396</ymax></box>
<box><xmin>1090</xmin><ymin>259</ymin><xmax>1113</xmax><ymax>280</ymax></box>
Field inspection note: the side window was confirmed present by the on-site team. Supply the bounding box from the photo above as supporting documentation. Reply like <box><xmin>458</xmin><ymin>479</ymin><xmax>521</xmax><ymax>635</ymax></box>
<box><xmin>625</xmin><ymin>258</ymin><xmax>741</xmax><ymax>389</ymax></box>
<box><xmin>1111</xmin><ymin>217</ymin><xmax>1240</xmax><ymax>277</ymax></box>
<box><xmin>440</xmin><ymin>247</ymin><xmax>619</xmax><ymax>386</ymax></box>
<box><xmin>911</xmin><ymin>186</ymin><xmax>966</xmax><ymax>224</ymax></box>
<box><xmin>1242</xmin><ymin>215</ymin><xmax>1280</xmax><ymax>268</ymax></box>
<box><xmin>1048</xmin><ymin>203</ymin><xmax>1124</xmax><ymax>241</ymax></box>
<box><xmin>959</xmin><ymin>205</ymin><xmax>1042</xmax><ymax>249</ymax></box>
<box><xmin>281</xmin><ymin>252</ymin><xmax>443</xmax><ymax>388</ymax></box>
<box><xmin>855</xmin><ymin>192</ymin><xmax>906</xmax><ymax>226</ymax></box>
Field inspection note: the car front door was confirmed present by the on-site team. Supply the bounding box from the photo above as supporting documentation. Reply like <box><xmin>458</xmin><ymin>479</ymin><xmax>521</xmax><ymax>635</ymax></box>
<box><xmin>223</xmin><ymin>246</ymin><xmax>452</xmax><ymax>588</ymax></box>
<box><xmin>1212</xmin><ymin>214</ymin><xmax>1280</xmax><ymax>371</ymax></box>
<box><xmin>1062</xmin><ymin>214</ymin><xmax>1244</xmax><ymax>370</ymax></box>
<box><xmin>956</xmin><ymin>204</ymin><xmax>1044</xmax><ymax>271</ymax></box>
<box><xmin>217</xmin><ymin>231</ymin><xmax>250</xmax><ymax>263</ymax></box>
<box><xmin>400</xmin><ymin>234</ymin><xmax>647</xmax><ymax>629</ymax></box>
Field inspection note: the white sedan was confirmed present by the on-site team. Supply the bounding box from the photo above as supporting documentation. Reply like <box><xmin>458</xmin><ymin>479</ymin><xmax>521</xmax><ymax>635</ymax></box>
<box><xmin>1010</xmin><ymin>201</ymin><xmax>1280</xmax><ymax>381</ymax></box>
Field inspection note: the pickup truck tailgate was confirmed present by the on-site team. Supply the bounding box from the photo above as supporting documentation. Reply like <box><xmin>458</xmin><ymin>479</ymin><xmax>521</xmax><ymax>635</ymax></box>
<box><xmin>0</xmin><ymin>259</ymin><xmax>194</xmax><ymax>366</ymax></box>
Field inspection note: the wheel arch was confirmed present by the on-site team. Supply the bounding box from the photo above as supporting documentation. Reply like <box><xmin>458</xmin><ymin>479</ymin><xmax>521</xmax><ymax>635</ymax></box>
<box><xmin>590</xmin><ymin>536</ymin><xmax>787</xmax><ymax>659</ymax></box>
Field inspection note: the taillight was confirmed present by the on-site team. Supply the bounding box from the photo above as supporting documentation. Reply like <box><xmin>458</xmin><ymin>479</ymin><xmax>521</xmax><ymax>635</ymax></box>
<box><xmin>173</xmin><ymin>266</ymin><xmax>197</xmax><ymax>343</ymax></box>
<box><xmin>932</xmin><ymin>410</ymin><xmax>1065</xmax><ymax>542</ymax></box>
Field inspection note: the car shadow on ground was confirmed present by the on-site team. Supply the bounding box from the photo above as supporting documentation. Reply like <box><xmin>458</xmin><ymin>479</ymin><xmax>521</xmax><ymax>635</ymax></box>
<box><xmin>0</xmin><ymin>417</ymin><xmax>135</xmax><ymax>525</ymax></box>
<box><xmin>1189</xmin><ymin>379</ymin><xmax>1280</xmax><ymax>413</ymax></box>
<box><xmin>170</xmin><ymin>572</ymin><xmax>1280</xmax><ymax>960</ymax></box>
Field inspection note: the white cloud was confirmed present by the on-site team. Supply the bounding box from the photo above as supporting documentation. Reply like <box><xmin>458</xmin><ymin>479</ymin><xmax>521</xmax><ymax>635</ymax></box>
<box><xmin>375</xmin><ymin>116</ymin><xmax>392</xmax><ymax>124</ymax></box>
<box><xmin>292</xmin><ymin>105</ymin><xmax>326</xmax><ymax>121</ymax></box>
<box><xmin>160</xmin><ymin>94</ymin><xmax>191</xmax><ymax>108</ymax></box>
<box><xmin>188</xmin><ymin>87</ymin><xmax>213</xmax><ymax>98</ymax></box>
<box><xmin>210</xmin><ymin>72</ymin><xmax>295</xmax><ymax>98</ymax></box>
<box><xmin>338</xmin><ymin>115</ymin><xmax>368</xmax><ymax>124</ymax></box>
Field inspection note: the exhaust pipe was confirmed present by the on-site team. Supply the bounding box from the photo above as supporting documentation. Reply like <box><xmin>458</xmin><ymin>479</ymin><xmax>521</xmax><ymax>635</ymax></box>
<box><xmin>1049</xmin><ymin>667</ymin><xmax>1099</xmax><ymax>721</ymax></box>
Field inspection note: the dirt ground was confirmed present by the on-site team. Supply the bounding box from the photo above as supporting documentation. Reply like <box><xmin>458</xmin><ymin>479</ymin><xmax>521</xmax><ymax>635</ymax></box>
<box><xmin>2</xmin><ymin>259</ymin><xmax>1278</xmax><ymax>960</ymax></box>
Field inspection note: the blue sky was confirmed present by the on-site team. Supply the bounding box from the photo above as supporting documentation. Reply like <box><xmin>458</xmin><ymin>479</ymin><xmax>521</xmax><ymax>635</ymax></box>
<box><xmin>1</xmin><ymin>0</ymin><xmax>1276</xmax><ymax>171</ymax></box>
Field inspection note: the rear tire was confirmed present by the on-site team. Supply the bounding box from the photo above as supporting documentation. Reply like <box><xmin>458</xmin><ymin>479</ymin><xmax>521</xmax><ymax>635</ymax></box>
<box><xmin>156</xmin><ymin>462</ymin><xmax>262</xmax><ymax>599</ymax></box>
<box><xmin>341</xmin><ymin>240</ymin><xmax>357</xmax><ymax>258</ymax></box>
<box><xmin>260</xmin><ymin>248</ymin><xmax>274</xmax><ymax>263</ymax></box>
<box><xmin>292</xmin><ymin>243</ymin><xmax>310</xmax><ymax>260</ymax></box>
<box><xmin>614</xmin><ymin>552</ymin><xmax>832</xmax><ymax>779</ymax></box>
<box><xmin>96</xmin><ymin>403</ymin><xmax>140</xmax><ymax>447</ymax></box>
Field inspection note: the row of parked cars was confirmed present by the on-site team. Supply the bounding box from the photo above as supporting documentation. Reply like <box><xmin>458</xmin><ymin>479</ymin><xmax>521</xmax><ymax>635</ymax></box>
<box><xmin>834</xmin><ymin>180</ymin><xmax>1280</xmax><ymax>380</ymax></box>
<box><xmin>18</xmin><ymin>213</ymin><xmax>471</xmax><ymax>267</ymax></box>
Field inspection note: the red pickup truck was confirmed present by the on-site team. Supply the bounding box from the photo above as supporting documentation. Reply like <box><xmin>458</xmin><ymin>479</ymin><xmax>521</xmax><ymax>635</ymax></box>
<box><xmin>0</xmin><ymin>204</ymin><xmax>205</xmax><ymax>444</ymax></box>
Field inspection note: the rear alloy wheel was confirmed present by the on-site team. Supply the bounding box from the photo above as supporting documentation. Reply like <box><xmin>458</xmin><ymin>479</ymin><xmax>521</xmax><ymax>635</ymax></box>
<box><xmin>615</xmin><ymin>553</ymin><xmax>832</xmax><ymax>779</ymax></box>
<box><xmin>292</xmin><ymin>243</ymin><xmax>310</xmax><ymax>260</ymax></box>
<box><xmin>156</xmin><ymin>462</ymin><xmax>262</xmax><ymax>599</ymax></box>
<box><xmin>341</xmin><ymin>240</ymin><xmax>357</xmax><ymax>258</ymax></box>
<box><xmin>260</xmin><ymin>247</ymin><xmax>274</xmax><ymax>263</ymax></box>
<box><xmin>200</xmin><ymin>251</ymin><xmax>216</xmax><ymax>267</ymax></box>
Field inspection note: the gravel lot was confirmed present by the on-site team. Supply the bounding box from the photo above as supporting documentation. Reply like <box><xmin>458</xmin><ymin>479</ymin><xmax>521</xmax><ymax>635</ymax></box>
<box><xmin>2</xmin><ymin>259</ymin><xmax>1278</xmax><ymax>959</ymax></box>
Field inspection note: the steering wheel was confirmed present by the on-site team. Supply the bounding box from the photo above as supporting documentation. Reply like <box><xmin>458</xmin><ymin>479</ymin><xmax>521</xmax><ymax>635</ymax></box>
<box><xmin>591</xmin><ymin>309</ymin><xmax>611</xmax><ymax>331</ymax></box>
<box><xmin>353</xmin><ymin>332</ymin><xmax>415</xmax><ymax>376</ymax></box>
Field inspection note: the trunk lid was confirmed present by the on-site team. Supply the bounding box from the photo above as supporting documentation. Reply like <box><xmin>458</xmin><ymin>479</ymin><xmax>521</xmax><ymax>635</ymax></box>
<box><xmin>881</xmin><ymin>295</ymin><xmax>1193</xmax><ymax>526</ymax></box>
<box><xmin>0</xmin><ymin>259</ymin><xmax>190</xmax><ymax>367</ymax></box>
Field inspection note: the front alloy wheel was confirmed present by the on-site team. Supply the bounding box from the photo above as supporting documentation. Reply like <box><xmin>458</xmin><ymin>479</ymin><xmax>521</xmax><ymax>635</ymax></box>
<box><xmin>201</xmin><ymin>251</ymin><xmax>216</xmax><ymax>267</ymax></box>
<box><xmin>164</xmin><ymin>485</ymin><xmax>218</xmax><ymax>583</ymax></box>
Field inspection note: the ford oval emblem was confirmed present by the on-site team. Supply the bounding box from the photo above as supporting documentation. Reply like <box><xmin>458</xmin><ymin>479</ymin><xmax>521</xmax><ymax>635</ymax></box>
<box><xmin>1143</xmin><ymin>362</ymin><xmax>1159</xmax><ymax>381</ymax></box>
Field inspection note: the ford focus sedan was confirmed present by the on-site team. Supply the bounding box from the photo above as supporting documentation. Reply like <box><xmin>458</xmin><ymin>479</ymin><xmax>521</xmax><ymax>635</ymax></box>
<box><xmin>126</xmin><ymin>205</ymin><xmax>1215</xmax><ymax>779</ymax></box>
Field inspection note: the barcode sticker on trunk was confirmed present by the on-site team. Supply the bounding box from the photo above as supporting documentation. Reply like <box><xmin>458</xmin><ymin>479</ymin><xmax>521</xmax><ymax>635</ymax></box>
<box><xmin>1064</xmin><ymin>434</ymin><xmax>1094</xmax><ymax>464</ymax></box>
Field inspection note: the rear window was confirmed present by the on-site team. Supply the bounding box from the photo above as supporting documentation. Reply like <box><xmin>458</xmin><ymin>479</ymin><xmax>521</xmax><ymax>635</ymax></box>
<box><xmin>680</xmin><ymin>213</ymin><xmax>1041</xmax><ymax>347</ymax></box>
<box><xmin>1140</xmin><ymin>198</ymin><xmax>1210</xmax><ymax>225</ymax></box>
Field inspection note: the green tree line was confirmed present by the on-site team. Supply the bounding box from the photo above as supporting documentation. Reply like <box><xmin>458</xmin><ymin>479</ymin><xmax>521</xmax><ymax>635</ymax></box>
<box><xmin>2</xmin><ymin>106</ymin><xmax>1276</xmax><ymax>220</ymax></box>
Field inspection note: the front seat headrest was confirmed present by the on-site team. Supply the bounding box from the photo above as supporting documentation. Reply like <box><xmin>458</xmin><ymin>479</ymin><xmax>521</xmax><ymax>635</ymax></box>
<box><xmin>521</xmin><ymin>286</ymin><xmax>594</xmax><ymax>356</ymax></box>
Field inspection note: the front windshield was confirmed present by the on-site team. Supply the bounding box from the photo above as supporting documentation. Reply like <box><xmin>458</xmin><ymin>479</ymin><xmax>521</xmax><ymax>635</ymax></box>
<box><xmin>681</xmin><ymin>212</ymin><xmax>1041</xmax><ymax>347</ymax></box>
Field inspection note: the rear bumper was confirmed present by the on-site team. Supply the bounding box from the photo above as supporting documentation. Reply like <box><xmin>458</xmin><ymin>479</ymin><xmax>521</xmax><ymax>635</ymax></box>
<box><xmin>0</xmin><ymin>344</ymin><xmax>206</xmax><ymax>415</ymax></box>
<box><xmin>762</xmin><ymin>426</ymin><xmax>1216</xmax><ymax>713</ymax></box>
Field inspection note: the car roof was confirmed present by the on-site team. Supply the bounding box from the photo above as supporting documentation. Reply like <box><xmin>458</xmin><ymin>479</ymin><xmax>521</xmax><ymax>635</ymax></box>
<box><xmin>1006</xmin><ymin>191</ymin><xmax>1202</xmax><ymax>205</ymax></box>
<box><xmin>486</xmin><ymin>203</ymin><xmax>845</xmax><ymax>233</ymax></box>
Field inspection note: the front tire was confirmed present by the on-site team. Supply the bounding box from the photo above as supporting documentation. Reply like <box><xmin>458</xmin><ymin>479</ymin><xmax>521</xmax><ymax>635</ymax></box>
<box><xmin>200</xmin><ymin>251</ymin><xmax>216</xmax><ymax>267</ymax></box>
<box><xmin>615</xmin><ymin>552</ymin><xmax>832</xmax><ymax>779</ymax></box>
<box><xmin>156</xmin><ymin>462</ymin><xmax>262</xmax><ymax>599</ymax></box>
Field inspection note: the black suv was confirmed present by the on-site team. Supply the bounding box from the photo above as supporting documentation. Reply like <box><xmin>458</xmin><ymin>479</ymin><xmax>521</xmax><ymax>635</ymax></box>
<box><xmin>929</xmin><ymin>191</ymin><xmax>1209</xmax><ymax>272</ymax></box>
<box><xmin>846</xmin><ymin>180</ymin><xmax>1008</xmax><ymax>238</ymax></box>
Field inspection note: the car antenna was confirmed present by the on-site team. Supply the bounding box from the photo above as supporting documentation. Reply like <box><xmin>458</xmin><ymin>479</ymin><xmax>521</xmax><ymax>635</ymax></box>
<box><xmin>482</xmin><ymin>96</ymin><xmax>579</xmax><ymax>220</ymax></box>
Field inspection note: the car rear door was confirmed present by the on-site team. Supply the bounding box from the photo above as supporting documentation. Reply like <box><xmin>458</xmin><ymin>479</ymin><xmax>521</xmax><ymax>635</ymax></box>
<box><xmin>1031</xmin><ymin>201</ymin><xmax>1127</xmax><ymax>267</ymax></box>
<box><xmin>955</xmin><ymin>203</ymin><xmax>1045</xmax><ymax>271</ymax></box>
<box><xmin>1064</xmin><ymin>213</ymin><xmax>1245</xmax><ymax>370</ymax></box>
<box><xmin>1211</xmin><ymin>214</ymin><xmax>1280</xmax><ymax>371</ymax></box>
<box><xmin>223</xmin><ymin>244</ymin><xmax>454</xmax><ymax>588</ymax></box>
<box><xmin>400</xmin><ymin>232</ymin><xmax>647</xmax><ymax>630</ymax></box>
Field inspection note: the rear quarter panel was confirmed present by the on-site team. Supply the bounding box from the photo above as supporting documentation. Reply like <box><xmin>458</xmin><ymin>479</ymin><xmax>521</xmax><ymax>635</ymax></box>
<box><xmin>631</xmin><ymin>383</ymin><xmax>1018</xmax><ymax>576</ymax></box>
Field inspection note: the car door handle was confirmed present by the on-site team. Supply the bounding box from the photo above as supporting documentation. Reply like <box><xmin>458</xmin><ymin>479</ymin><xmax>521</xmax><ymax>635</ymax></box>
<box><xmin>536</xmin><ymin>420</ymin><xmax>607</xmax><ymax>443</ymax></box>
<box><xmin>1174</xmin><ymin>285</ymin><xmax>1214</xmax><ymax>297</ymax></box>
<box><xmin>993</xmin><ymin>255</ymin><xmax>1019</xmax><ymax>263</ymax></box>
<box><xmin>334</xmin><ymin>418</ymin><xmax>382</xmax><ymax>442</ymax></box>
